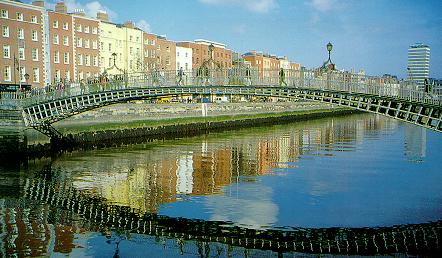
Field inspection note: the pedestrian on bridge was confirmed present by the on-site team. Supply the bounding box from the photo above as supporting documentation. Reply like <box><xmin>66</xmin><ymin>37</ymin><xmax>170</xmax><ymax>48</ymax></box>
<box><xmin>196</xmin><ymin>67</ymin><xmax>204</xmax><ymax>85</ymax></box>
<box><xmin>279</xmin><ymin>68</ymin><xmax>287</xmax><ymax>86</ymax></box>
<box><xmin>80</xmin><ymin>79</ymin><xmax>86</xmax><ymax>94</ymax></box>
<box><xmin>57</xmin><ymin>81</ymin><xmax>63</xmax><ymax>94</ymax></box>
<box><xmin>177</xmin><ymin>67</ymin><xmax>184</xmax><ymax>86</ymax></box>
<box><xmin>204</xmin><ymin>67</ymin><xmax>210</xmax><ymax>85</ymax></box>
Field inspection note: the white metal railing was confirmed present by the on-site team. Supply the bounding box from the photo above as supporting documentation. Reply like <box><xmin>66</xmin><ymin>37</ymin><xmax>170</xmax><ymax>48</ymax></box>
<box><xmin>1</xmin><ymin>68</ymin><xmax>441</xmax><ymax>107</ymax></box>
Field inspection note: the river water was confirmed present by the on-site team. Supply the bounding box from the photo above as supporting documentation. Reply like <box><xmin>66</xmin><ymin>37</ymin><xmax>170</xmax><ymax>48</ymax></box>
<box><xmin>0</xmin><ymin>113</ymin><xmax>441</xmax><ymax>257</ymax></box>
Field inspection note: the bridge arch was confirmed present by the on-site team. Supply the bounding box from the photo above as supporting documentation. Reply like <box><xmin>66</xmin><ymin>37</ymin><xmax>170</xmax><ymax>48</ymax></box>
<box><xmin>21</xmin><ymin>85</ymin><xmax>442</xmax><ymax>138</ymax></box>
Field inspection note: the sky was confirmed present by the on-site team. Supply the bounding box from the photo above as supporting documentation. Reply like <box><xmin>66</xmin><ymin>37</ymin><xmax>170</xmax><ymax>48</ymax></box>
<box><xmin>40</xmin><ymin>0</ymin><xmax>442</xmax><ymax>78</ymax></box>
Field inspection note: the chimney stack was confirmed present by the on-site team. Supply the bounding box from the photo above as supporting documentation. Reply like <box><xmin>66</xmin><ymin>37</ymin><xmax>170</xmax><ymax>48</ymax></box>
<box><xmin>73</xmin><ymin>8</ymin><xmax>86</xmax><ymax>17</ymax></box>
<box><xmin>96</xmin><ymin>11</ymin><xmax>109</xmax><ymax>22</ymax></box>
<box><xmin>32</xmin><ymin>1</ymin><xmax>45</xmax><ymax>8</ymax></box>
<box><xmin>55</xmin><ymin>2</ymin><xmax>67</xmax><ymax>14</ymax></box>
<box><xmin>123</xmin><ymin>21</ymin><xmax>135</xmax><ymax>29</ymax></box>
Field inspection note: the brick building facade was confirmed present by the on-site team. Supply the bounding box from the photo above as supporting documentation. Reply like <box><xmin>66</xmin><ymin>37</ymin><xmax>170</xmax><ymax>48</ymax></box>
<box><xmin>0</xmin><ymin>0</ymin><xmax>46</xmax><ymax>87</ymax></box>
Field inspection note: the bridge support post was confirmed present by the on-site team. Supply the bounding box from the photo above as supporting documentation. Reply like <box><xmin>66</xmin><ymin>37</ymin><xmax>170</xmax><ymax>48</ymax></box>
<box><xmin>33</xmin><ymin>121</ymin><xmax>74</xmax><ymax>150</ymax></box>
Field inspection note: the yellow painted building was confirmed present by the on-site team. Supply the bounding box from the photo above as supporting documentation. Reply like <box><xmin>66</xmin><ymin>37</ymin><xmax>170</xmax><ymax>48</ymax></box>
<box><xmin>99</xmin><ymin>21</ymin><xmax>144</xmax><ymax>75</ymax></box>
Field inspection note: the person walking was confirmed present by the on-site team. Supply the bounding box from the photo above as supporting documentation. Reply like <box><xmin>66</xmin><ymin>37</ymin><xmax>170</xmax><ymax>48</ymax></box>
<box><xmin>279</xmin><ymin>68</ymin><xmax>287</xmax><ymax>86</ymax></box>
<box><xmin>177</xmin><ymin>67</ymin><xmax>184</xmax><ymax>86</ymax></box>
<box><xmin>57</xmin><ymin>81</ymin><xmax>63</xmax><ymax>95</ymax></box>
<box><xmin>80</xmin><ymin>79</ymin><xmax>86</xmax><ymax>94</ymax></box>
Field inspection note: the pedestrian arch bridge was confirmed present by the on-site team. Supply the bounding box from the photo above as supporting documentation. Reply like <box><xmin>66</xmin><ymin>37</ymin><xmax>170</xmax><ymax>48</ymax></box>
<box><xmin>1</xmin><ymin>69</ymin><xmax>441</xmax><ymax>138</ymax></box>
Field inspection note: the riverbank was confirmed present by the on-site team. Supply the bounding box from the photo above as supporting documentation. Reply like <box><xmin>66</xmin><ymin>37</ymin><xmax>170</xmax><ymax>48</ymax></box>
<box><xmin>25</xmin><ymin>105</ymin><xmax>358</xmax><ymax>158</ymax></box>
<box><xmin>0</xmin><ymin>101</ymin><xmax>361</xmax><ymax>158</ymax></box>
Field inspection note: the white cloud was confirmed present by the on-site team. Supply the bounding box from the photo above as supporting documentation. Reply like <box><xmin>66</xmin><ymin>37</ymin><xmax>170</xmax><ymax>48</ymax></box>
<box><xmin>46</xmin><ymin>0</ymin><xmax>117</xmax><ymax>20</ymax></box>
<box><xmin>233</xmin><ymin>24</ymin><xmax>246</xmax><ymax>34</ymax></box>
<box><xmin>136</xmin><ymin>20</ymin><xmax>151</xmax><ymax>33</ymax></box>
<box><xmin>309</xmin><ymin>0</ymin><xmax>336</xmax><ymax>12</ymax></box>
<box><xmin>199</xmin><ymin>0</ymin><xmax>277</xmax><ymax>13</ymax></box>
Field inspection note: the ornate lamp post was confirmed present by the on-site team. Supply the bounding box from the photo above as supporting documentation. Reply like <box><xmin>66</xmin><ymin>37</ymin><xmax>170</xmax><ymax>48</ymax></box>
<box><xmin>326</xmin><ymin>42</ymin><xmax>333</xmax><ymax>63</ymax></box>
<box><xmin>208</xmin><ymin>44</ymin><xmax>214</xmax><ymax>59</ymax></box>
<box><xmin>24</xmin><ymin>73</ymin><xmax>30</xmax><ymax>84</ymax></box>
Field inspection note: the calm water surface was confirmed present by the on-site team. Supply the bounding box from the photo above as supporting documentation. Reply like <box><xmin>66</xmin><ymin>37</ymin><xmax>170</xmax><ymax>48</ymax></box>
<box><xmin>0</xmin><ymin>113</ymin><xmax>441</xmax><ymax>257</ymax></box>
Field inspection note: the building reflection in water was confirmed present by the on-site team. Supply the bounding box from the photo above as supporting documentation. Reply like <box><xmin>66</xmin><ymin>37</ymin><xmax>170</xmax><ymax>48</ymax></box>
<box><xmin>1</xmin><ymin>113</ymin><xmax>414</xmax><ymax>256</ymax></box>
<box><xmin>404</xmin><ymin>124</ymin><xmax>426</xmax><ymax>162</ymax></box>
<box><xmin>42</xmin><ymin>114</ymin><xmax>392</xmax><ymax>216</ymax></box>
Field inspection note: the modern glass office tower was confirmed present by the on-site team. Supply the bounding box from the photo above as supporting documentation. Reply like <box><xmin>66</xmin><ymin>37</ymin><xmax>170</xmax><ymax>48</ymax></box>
<box><xmin>408</xmin><ymin>43</ymin><xmax>430</xmax><ymax>90</ymax></box>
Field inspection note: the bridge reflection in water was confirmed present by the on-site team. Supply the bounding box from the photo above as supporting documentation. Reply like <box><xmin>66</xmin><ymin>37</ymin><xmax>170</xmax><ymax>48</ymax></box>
<box><xmin>0</xmin><ymin>114</ymin><xmax>440</xmax><ymax>256</ymax></box>
<box><xmin>1</xmin><ymin>176</ymin><xmax>439</xmax><ymax>256</ymax></box>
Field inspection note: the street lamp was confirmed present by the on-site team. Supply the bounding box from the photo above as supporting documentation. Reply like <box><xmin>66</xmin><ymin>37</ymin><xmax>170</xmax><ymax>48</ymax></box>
<box><xmin>24</xmin><ymin>73</ymin><xmax>30</xmax><ymax>85</ymax></box>
<box><xmin>326</xmin><ymin>42</ymin><xmax>333</xmax><ymax>63</ymax></box>
<box><xmin>208</xmin><ymin>44</ymin><xmax>215</xmax><ymax>59</ymax></box>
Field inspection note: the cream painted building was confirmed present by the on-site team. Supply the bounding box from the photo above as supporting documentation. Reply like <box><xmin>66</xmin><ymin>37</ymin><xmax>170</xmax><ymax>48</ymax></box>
<box><xmin>278</xmin><ymin>56</ymin><xmax>291</xmax><ymax>70</ymax></box>
<box><xmin>176</xmin><ymin>46</ymin><xmax>192</xmax><ymax>73</ymax></box>
<box><xmin>99</xmin><ymin>20</ymin><xmax>144</xmax><ymax>74</ymax></box>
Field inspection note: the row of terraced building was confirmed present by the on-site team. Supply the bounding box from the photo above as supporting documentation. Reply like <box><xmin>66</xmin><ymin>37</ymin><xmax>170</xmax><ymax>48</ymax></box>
<box><xmin>0</xmin><ymin>0</ymin><xmax>300</xmax><ymax>88</ymax></box>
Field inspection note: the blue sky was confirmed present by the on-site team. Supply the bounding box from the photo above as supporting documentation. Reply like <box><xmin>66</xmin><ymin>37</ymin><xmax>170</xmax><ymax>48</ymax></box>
<box><xmin>43</xmin><ymin>0</ymin><xmax>442</xmax><ymax>78</ymax></box>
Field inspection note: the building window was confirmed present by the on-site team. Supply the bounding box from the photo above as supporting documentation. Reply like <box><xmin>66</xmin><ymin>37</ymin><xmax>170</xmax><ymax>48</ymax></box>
<box><xmin>4</xmin><ymin>66</ymin><xmax>11</xmax><ymax>81</ymax></box>
<box><xmin>31</xmin><ymin>15</ymin><xmax>37</xmax><ymax>23</ymax></box>
<box><xmin>86</xmin><ymin>72</ymin><xmax>91</xmax><ymax>78</ymax></box>
<box><xmin>54</xmin><ymin>51</ymin><xmax>59</xmax><ymax>63</ymax></box>
<box><xmin>32</xmin><ymin>30</ymin><xmax>37</xmax><ymax>41</ymax></box>
<box><xmin>55</xmin><ymin>70</ymin><xmax>61</xmax><ymax>81</ymax></box>
<box><xmin>1</xmin><ymin>9</ymin><xmax>8</xmax><ymax>18</ymax></box>
<box><xmin>85</xmin><ymin>55</ymin><xmax>90</xmax><ymax>66</ymax></box>
<box><xmin>78</xmin><ymin>71</ymin><xmax>84</xmax><ymax>80</ymax></box>
<box><xmin>19</xmin><ymin>67</ymin><xmax>25</xmax><ymax>82</ymax></box>
<box><xmin>93</xmin><ymin>56</ymin><xmax>98</xmax><ymax>66</ymax></box>
<box><xmin>3</xmin><ymin>45</ymin><xmax>10</xmax><ymax>58</ymax></box>
<box><xmin>2</xmin><ymin>26</ymin><xmax>9</xmax><ymax>38</ymax></box>
<box><xmin>17</xmin><ymin>28</ymin><xmax>24</xmax><ymax>39</ymax></box>
<box><xmin>77</xmin><ymin>24</ymin><xmax>82</xmax><ymax>32</ymax></box>
<box><xmin>53</xmin><ymin>34</ymin><xmax>59</xmax><ymax>44</ymax></box>
<box><xmin>129</xmin><ymin>35</ymin><xmax>133</xmax><ymax>41</ymax></box>
<box><xmin>84</xmin><ymin>26</ymin><xmax>89</xmax><ymax>33</ymax></box>
<box><xmin>63</xmin><ymin>36</ymin><xmax>69</xmax><ymax>46</ymax></box>
<box><xmin>18</xmin><ymin>47</ymin><xmax>25</xmax><ymax>60</ymax></box>
<box><xmin>130</xmin><ymin>47</ymin><xmax>133</xmax><ymax>55</ymax></box>
<box><xmin>63</xmin><ymin>22</ymin><xmax>69</xmax><ymax>30</ymax></box>
<box><xmin>64</xmin><ymin>70</ymin><xmax>70</xmax><ymax>81</ymax></box>
<box><xmin>92</xmin><ymin>27</ymin><xmax>97</xmax><ymax>34</ymax></box>
<box><xmin>53</xmin><ymin>20</ymin><xmax>58</xmax><ymax>28</ymax></box>
<box><xmin>136</xmin><ymin>36</ymin><xmax>139</xmax><ymax>42</ymax></box>
<box><xmin>108</xmin><ymin>58</ymin><xmax>112</xmax><ymax>67</ymax></box>
<box><xmin>92</xmin><ymin>40</ymin><xmax>97</xmax><ymax>49</ymax></box>
<box><xmin>32</xmin><ymin>48</ymin><xmax>38</xmax><ymax>61</ymax></box>
<box><xmin>108</xmin><ymin>43</ymin><xmax>111</xmax><ymax>51</ymax></box>
<box><xmin>16</xmin><ymin>12</ymin><xmax>23</xmax><ymax>21</ymax></box>
<box><xmin>64</xmin><ymin>52</ymin><xmax>69</xmax><ymax>64</ymax></box>
<box><xmin>32</xmin><ymin>68</ymin><xmax>39</xmax><ymax>82</ymax></box>
<box><xmin>77</xmin><ymin>38</ymin><xmax>82</xmax><ymax>47</ymax></box>
<box><xmin>84</xmin><ymin>39</ymin><xmax>90</xmax><ymax>48</ymax></box>
<box><xmin>77</xmin><ymin>54</ymin><xmax>83</xmax><ymax>65</ymax></box>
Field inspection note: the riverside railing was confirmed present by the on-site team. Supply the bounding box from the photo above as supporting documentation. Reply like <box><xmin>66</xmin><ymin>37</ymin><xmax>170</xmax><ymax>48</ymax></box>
<box><xmin>1</xmin><ymin>68</ymin><xmax>441</xmax><ymax>106</ymax></box>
